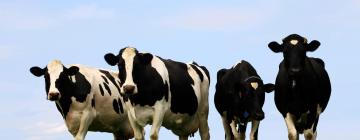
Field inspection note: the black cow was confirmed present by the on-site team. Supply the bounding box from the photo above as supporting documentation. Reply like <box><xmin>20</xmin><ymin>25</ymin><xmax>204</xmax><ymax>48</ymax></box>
<box><xmin>104</xmin><ymin>47</ymin><xmax>210</xmax><ymax>140</ymax></box>
<box><xmin>268</xmin><ymin>34</ymin><xmax>331</xmax><ymax>140</ymax></box>
<box><xmin>215</xmin><ymin>60</ymin><xmax>274</xmax><ymax>140</ymax></box>
<box><xmin>30</xmin><ymin>60</ymin><xmax>133</xmax><ymax>140</ymax></box>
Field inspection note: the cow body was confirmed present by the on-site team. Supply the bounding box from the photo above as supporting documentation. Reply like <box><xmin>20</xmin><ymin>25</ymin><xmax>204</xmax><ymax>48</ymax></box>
<box><xmin>104</xmin><ymin>47</ymin><xmax>210</xmax><ymax>140</ymax></box>
<box><xmin>30</xmin><ymin>60</ymin><xmax>133</xmax><ymax>140</ymax></box>
<box><xmin>215</xmin><ymin>60</ymin><xmax>274</xmax><ymax>140</ymax></box>
<box><xmin>268</xmin><ymin>34</ymin><xmax>331</xmax><ymax>140</ymax></box>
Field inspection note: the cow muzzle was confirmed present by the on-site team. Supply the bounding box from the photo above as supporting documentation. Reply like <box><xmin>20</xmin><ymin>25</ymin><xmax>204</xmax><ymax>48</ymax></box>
<box><xmin>48</xmin><ymin>92</ymin><xmax>60</xmax><ymax>101</ymax></box>
<box><xmin>123</xmin><ymin>85</ymin><xmax>136</xmax><ymax>95</ymax></box>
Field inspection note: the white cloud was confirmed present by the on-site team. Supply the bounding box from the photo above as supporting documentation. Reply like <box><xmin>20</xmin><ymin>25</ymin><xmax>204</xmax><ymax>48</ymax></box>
<box><xmin>158</xmin><ymin>6</ymin><xmax>275</xmax><ymax>32</ymax></box>
<box><xmin>0</xmin><ymin>4</ymin><xmax>115</xmax><ymax>30</ymax></box>
<box><xmin>63</xmin><ymin>4</ymin><xmax>115</xmax><ymax>20</ymax></box>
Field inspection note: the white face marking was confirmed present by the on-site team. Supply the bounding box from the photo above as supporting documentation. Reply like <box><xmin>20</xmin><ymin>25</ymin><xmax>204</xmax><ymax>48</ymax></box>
<box><xmin>121</xmin><ymin>47</ymin><xmax>138</xmax><ymax>93</ymax></box>
<box><xmin>46</xmin><ymin>60</ymin><xmax>63</xmax><ymax>98</ymax></box>
<box><xmin>251</xmin><ymin>82</ymin><xmax>259</xmax><ymax>90</ymax></box>
<box><xmin>290</xmin><ymin>40</ymin><xmax>298</xmax><ymax>45</ymax></box>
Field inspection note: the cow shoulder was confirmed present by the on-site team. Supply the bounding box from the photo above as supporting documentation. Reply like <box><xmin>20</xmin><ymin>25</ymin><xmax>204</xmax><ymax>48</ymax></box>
<box><xmin>162</xmin><ymin>58</ymin><xmax>198</xmax><ymax>116</ymax></box>
<box><xmin>70</xmin><ymin>65</ymin><xmax>93</xmax><ymax>102</ymax></box>
<box><xmin>129</xmin><ymin>55</ymin><xmax>169</xmax><ymax>106</ymax></box>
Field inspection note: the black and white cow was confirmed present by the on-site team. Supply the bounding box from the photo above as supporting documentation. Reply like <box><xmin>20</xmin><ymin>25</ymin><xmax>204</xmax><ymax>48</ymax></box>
<box><xmin>268</xmin><ymin>34</ymin><xmax>331</xmax><ymax>140</ymax></box>
<box><xmin>215</xmin><ymin>60</ymin><xmax>274</xmax><ymax>140</ymax></box>
<box><xmin>30</xmin><ymin>60</ymin><xmax>133</xmax><ymax>140</ymax></box>
<box><xmin>104</xmin><ymin>47</ymin><xmax>210</xmax><ymax>140</ymax></box>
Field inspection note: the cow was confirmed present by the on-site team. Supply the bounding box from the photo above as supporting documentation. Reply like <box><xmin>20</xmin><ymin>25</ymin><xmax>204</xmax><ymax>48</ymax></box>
<box><xmin>267</xmin><ymin>34</ymin><xmax>331</xmax><ymax>140</ymax></box>
<box><xmin>104</xmin><ymin>47</ymin><xmax>210</xmax><ymax>140</ymax></box>
<box><xmin>214</xmin><ymin>60</ymin><xmax>274</xmax><ymax>140</ymax></box>
<box><xmin>29</xmin><ymin>60</ymin><xmax>134</xmax><ymax>140</ymax></box>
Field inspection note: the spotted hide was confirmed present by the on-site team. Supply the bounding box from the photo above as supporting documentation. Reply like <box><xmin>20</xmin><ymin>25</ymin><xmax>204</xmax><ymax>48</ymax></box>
<box><xmin>104</xmin><ymin>47</ymin><xmax>210</xmax><ymax>140</ymax></box>
<box><xmin>30</xmin><ymin>60</ymin><xmax>133</xmax><ymax>140</ymax></box>
<box><xmin>268</xmin><ymin>34</ymin><xmax>331</xmax><ymax>140</ymax></box>
<box><xmin>215</xmin><ymin>60</ymin><xmax>274</xmax><ymax>140</ymax></box>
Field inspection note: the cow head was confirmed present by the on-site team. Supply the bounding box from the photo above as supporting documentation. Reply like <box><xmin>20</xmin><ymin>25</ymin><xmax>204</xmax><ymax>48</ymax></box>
<box><xmin>30</xmin><ymin>60</ymin><xmax>79</xmax><ymax>101</ymax></box>
<box><xmin>104</xmin><ymin>47</ymin><xmax>153</xmax><ymax>96</ymax></box>
<box><xmin>268</xmin><ymin>34</ymin><xmax>321</xmax><ymax>76</ymax></box>
<box><xmin>240</xmin><ymin>77</ymin><xmax>274</xmax><ymax>120</ymax></box>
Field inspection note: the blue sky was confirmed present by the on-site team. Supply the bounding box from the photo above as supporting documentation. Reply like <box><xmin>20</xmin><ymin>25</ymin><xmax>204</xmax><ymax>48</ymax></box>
<box><xmin>1</xmin><ymin>0</ymin><xmax>359</xmax><ymax>139</ymax></box>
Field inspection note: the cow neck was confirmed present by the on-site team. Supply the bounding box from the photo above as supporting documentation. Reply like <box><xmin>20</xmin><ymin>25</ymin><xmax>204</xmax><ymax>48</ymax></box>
<box><xmin>54</xmin><ymin>72</ymin><xmax>91</xmax><ymax>119</ymax></box>
<box><xmin>128</xmin><ymin>62</ymin><xmax>168</xmax><ymax>107</ymax></box>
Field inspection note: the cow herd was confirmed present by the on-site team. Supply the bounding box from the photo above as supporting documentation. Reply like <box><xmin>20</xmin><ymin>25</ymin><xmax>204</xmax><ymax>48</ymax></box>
<box><xmin>29</xmin><ymin>34</ymin><xmax>331</xmax><ymax>140</ymax></box>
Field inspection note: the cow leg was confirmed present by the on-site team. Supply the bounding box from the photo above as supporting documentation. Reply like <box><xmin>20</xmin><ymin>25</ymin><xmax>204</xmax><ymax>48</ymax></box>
<box><xmin>127</xmin><ymin>112</ymin><xmax>145</xmax><ymax>140</ymax></box>
<box><xmin>304</xmin><ymin>106</ymin><xmax>321</xmax><ymax>140</ymax></box>
<box><xmin>285</xmin><ymin>113</ymin><xmax>299</xmax><ymax>140</ymax></box>
<box><xmin>239</xmin><ymin>122</ymin><xmax>247</xmax><ymax>140</ymax></box>
<box><xmin>221</xmin><ymin>114</ymin><xmax>233</xmax><ymax>140</ymax></box>
<box><xmin>198</xmin><ymin>107</ymin><xmax>210</xmax><ymax>140</ymax></box>
<box><xmin>303</xmin><ymin>116</ymin><xmax>318</xmax><ymax>140</ymax></box>
<box><xmin>198</xmin><ymin>84</ymin><xmax>210</xmax><ymax>140</ymax></box>
<box><xmin>149</xmin><ymin>102</ymin><xmax>167</xmax><ymax>140</ymax></box>
<box><xmin>230</xmin><ymin>120</ymin><xmax>241</xmax><ymax>140</ymax></box>
<box><xmin>74</xmin><ymin>111</ymin><xmax>94</xmax><ymax>140</ymax></box>
<box><xmin>304</xmin><ymin>128</ymin><xmax>316</xmax><ymax>140</ymax></box>
<box><xmin>249</xmin><ymin>120</ymin><xmax>259</xmax><ymax>140</ymax></box>
<box><xmin>179</xmin><ymin>135</ymin><xmax>188</xmax><ymax>140</ymax></box>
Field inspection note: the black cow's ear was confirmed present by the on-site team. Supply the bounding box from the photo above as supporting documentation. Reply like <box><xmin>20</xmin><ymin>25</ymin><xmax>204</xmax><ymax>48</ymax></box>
<box><xmin>263</xmin><ymin>83</ymin><xmax>275</xmax><ymax>93</ymax></box>
<box><xmin>66</xmin><ymin>66</ymin><xmax>79</xmax><ymax>76</ymax></box>
<box><xmin>307</xmin><ymin>40</ymin><xmax>320</xmax><ymax>52</ymax></box>
<box><xmin>268</xmin><ymin>41</ymin><xmax>283</xmax><ymax>53</ymax></box>
<box><xmin>104</xmin><ymin>53</ymin><xmax>119</xmax><ymax>66</ymax></box>
<box><xmin>30</xmin><ymin>66</ymin><xmax>45</xmax><ymax>77</ymax></box>
<box><xmin>139</xmin><ymin>53</ymin><xmax>153</xmax><ymax>65</ymax></box>
<box><xmin>217</xmin><ymin>69</ymin><xmax>227</xmax><ymax>81</ymax></box>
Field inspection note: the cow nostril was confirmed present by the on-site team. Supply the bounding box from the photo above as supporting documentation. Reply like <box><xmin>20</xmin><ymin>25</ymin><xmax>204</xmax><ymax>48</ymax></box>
<box><xmin>123</xmin><ymin>85</ymin><xmax>135</xmax><ymax>94</ymax></box>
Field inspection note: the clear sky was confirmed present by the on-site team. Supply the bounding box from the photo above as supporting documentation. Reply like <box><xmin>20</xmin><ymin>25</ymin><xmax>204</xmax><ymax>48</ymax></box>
<box><xmin>1</xmin><ymin>0</ymin><xmax>359</xmax><ymax>139</ymax></box>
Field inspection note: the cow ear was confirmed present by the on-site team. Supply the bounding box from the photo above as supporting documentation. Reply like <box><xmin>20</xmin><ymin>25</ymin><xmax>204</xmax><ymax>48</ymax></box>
<box><xmin>268</xmin><ymin>41</ymin><xmax>283</xmax><ymax>53</ymax></box>
<box><xmin>217</xmin><ymin>69</ymin><xmax>227</xmax><ymax>81</ymax></box>
<box><xmin>139</xmin><ymin>53</ymin><xmax>153</xmax><ymax>65</ymax></box>
<box><xmin>307</xmin><ymin>40</ymin><xmax>320</xmax><ymax>52</ymax></box>
<box><xmin>104</xmin><ymin>53</ymin><xmax>119</xmax><ymax>66</ymax></box>
<box><xmin>30</xmin><ymin>66</ymin><xmax>45</xmax><ymax>77</ymax></box>
<box><xmin>263</xmin><ymin>83</ymin><xmax>275</xmax><ymax>93</ymax></box>
<box><xmin>66</xmin><ymin>66</ymin><xmax>79</xmax><ymax>76</ymax></box>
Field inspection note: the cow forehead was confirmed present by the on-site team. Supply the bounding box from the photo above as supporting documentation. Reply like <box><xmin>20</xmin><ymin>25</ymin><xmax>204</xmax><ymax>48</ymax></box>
<box><xmin>121</xmin><ymin>47</ymin><xmax>137</xmax><ymax>59</ymax></box>
<box><xmin>283</xmin><ymin>35</ymin><xmax>308</xmax><ymax>46</ymax></box>
<box><xmin>47</xmin><ymin>60</ymin><xmax>63</xmax><ymax>72</ymax></box>
<box><xmin>46</xmin><ymin>60</ymin><xmax>64</xmax><ymax>78</ymax></box>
